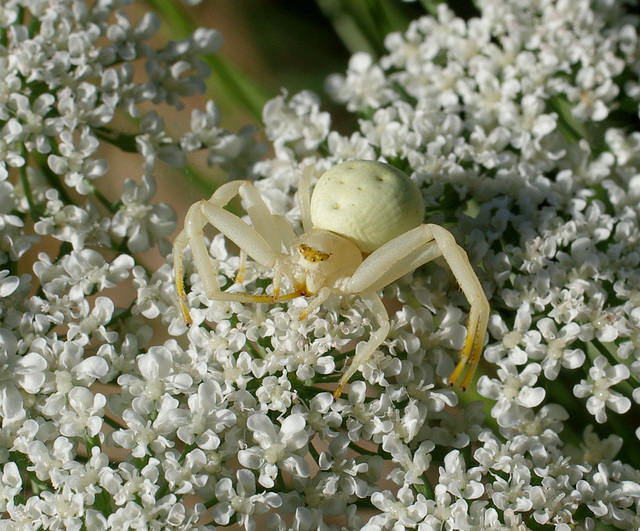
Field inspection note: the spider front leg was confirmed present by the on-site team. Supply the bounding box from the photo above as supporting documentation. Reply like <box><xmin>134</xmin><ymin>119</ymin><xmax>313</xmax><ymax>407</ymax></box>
<box><xmin>344</xmin><ymin>224</ymin><xmax>489</xmax><ymax>391</ymax></box>
<box><xmin>421</xmin><ymin>225</ymin><xmax>489</xmax><ymax>389</ymax></box>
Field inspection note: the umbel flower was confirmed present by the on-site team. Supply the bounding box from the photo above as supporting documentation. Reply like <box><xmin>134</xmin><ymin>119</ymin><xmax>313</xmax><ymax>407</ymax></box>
<box><xmin>1</xmin><ymin>0</ymin><xmax>639</xmax><ymax>529</ymax></box>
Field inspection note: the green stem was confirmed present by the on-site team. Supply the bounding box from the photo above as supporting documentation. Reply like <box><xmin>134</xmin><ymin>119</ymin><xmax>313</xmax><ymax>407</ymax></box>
<box><xmin>84</xmin><ymin>434</ymin><xmax>102</xmax><ymax>455</ymax></box>
<box><xmin>103</xmin><ymin>414</ymin><xmax>126</xmax><ymax>431</ymax></box>
<box><xmin>348</xmin><ymin>439</ymin><xmax>383</xmax><ymax>458</ymax></box>
<box><xmin>181</xmin><ymin>164</ymin><xmax>218</xmax><ymax>199</ymax></box>
<box><xmin>420</xmin><ymin>0</ymin><xmax>443</xmax><ymax>16</ymax></box>
<box><xmin>315</xmin><ymin>0</ymin><xmax>386</xmax><ymax>56</ymax></box>
<box><xmin>85</xmin><ymin>181</ymin><xmax>118</xmax><ymax>214</ymax></box>
<box><xmin>32</xmin><ymin>151</ymin><xmax>74</xmax><ymax>205</ymax></box>
<box><xmin>309</xmin><ymin>440</ymin><xmax>322</xmax><ymax>463</ymax></box>
<box><xmin>207</xmin><ymin>57</ymin><xmax>271</xmax><ymax>123</ymax></box>
<box><xmin>107</xmin><ymin>302</ymin><xmax>135</xmax><ymax>329</ymax></box>
<box><xmin>19</xmin><ymin>151</ymin><xmax>44</xmax><ymax>220</ymax></box>
<box><xmin>548</xmin><ymin>94</ymin><xmax>589</xmax><ymax>144</ymax></box>
<box><xmin>544</xmin><ymin>371</ymin><xmax>590</xmax><ymax>448</ymax></box>
<box><xmin>414</xmin><ymin>474</ymin><xmax>434</xmax><ymax>499</ymax></box>
<box><xmin>94</xmin><ymin>128</ymin><xmax>139</xmax><ymax>153</ymax></box>
<box><xmin>591</xmin><ymin>338</ymin><xmax>619</xmax><ymax>365</ymax></box>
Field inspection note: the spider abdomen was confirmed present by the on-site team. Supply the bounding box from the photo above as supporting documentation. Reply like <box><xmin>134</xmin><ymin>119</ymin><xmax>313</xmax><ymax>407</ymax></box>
<box><xmin>310</xmin><ymin>160</ymin><xmax>425</xmax><ymax>254</ymax></box>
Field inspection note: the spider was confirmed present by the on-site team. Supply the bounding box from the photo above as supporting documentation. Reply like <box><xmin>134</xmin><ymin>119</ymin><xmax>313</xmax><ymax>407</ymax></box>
<box><xmin>173</xmin><ymin>160</ymin><xmax>489</xmax><ymax>398</ymax></box>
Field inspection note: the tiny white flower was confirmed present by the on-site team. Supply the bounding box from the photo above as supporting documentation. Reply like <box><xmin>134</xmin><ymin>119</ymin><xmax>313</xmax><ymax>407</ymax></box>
<box><xmin>573</xmin><ymin>356</ymin><xmax>631</xmax><ymax>423</ymax></box>
<box><xmin>0</xmin><ymin>462</ymin><xmax>22</xmax><ymax>512</ymax></box>
<box><xmin>213</xmin><ymin>469</ymin><xmax>281</xmax><ymax>531</ymax></box>
<box><xmin>0</xmin><ymin>270</ymin><xmax>20</xmax><ymax>298</ymax></box>
<box><xmin>59</xmin><ymin>387</ymin><xmax>106</xmax><ymax>438</ymax></box>
<box><xmin>111</xmin><ymin>174</ymin><xmax>176</xmax><ymax>255</ymax></box>
<box><xmin>177</xmin><ymin>380</ymin><xmax>236</xmax><ymax>449</ymax></box>
<box><xmin>47</xmin><ymin>128</ymin><xmax>107</xmax><ymax>195</ymax></box>
<box><xmin>477</xmin><ymin>361</ymin><xmax>546</xmax><ymax>427</ymax></box>
<box><xmin>532</xmin><ymin>317</ymin><xmax>586</xmax><ymax>380</ymax></box>
<box><xmin>66</xmin><ymin>296</ymin><xmax>117</xmax><ymax>346</ymax></box>
<box><xmin>162</xmin><ymin>448</ymin><xmax>207</xmax><ymax>495</ymax></box>
<box><xmin>238</xmin><ymin>413</ymin><xmax>311</xmax><ymax>488</ymax></box>
<box><xmin>325</xmin><ymin>52</ymin><xmax>396</xmax><ymax>112</ymax></box>
<box><xmin>365</xmin><ymin>485</ymin><xmax>428</xmax><ymax>530</ymax></box>
<box><xmin>0</xmin><ymin>328</ymin><xmax>47</xmax><ymax>422</ymax></box>
<box><xmin>439</xmin><ymin>450</ymin><xmax>485</xmax><ymax>500</ymax></box>
<box><xmin>262</xmin><ymin>90</ymin><xmax>331</xmax><ymax>157</ymax></box>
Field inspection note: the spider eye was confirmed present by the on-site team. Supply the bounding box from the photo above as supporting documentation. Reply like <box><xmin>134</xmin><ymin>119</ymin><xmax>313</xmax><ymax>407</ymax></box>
<box><xmin>298</xmin><ymin>244</ymin><xmax>330</xmax><ymax>263</ymax></box>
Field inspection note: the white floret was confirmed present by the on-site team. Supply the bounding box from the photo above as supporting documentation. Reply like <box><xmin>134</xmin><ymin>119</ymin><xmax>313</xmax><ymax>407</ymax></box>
<box><xmin>310</xmin><ymin>160</ymin><xmax>425</xmax><ymax>253</ymax></box>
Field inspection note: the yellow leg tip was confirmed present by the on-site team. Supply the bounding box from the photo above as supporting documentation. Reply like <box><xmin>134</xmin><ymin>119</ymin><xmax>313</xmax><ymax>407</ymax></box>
<box><xmin>448</xmin><ymin>341</ymin><xmax>482</xmax><ymax>390</ymax></box>
<box><xmin>176</xmin><ymin>282</ymin><xmax>193</xmax><ymax>327</ymax></box>
<box><xmin>448</xmin><ymin>360</ymin><xmax>467</xmax><ymax>387</ymax></box>
<box><xmin>460</xmin><ymin>368</ymin><xmax>476</xmax><ymax>391</ymax></box>
<box><xmin>180</xmin><ymin>301</ymin><xmax>193</xmax><ymax>327</ymax></box>
<box><xmin>333</xmin><ymin>383</ymin><xmax>344</xmax><ymax>400</ymax></box>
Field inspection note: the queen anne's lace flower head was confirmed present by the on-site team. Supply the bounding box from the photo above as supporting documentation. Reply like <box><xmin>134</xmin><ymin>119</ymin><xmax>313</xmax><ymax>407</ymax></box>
<box><xmin>2</xmin><ymin>0</ymin><xmax>640</xmax><ymax>529</ymax></box>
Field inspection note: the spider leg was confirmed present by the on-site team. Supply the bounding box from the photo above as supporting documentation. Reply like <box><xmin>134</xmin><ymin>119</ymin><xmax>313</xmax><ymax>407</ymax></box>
<box><xmin>298</xmin><ymin>166</ymin><xmax>316</xmax><ymax>234</ymax></box>
<box><xmin>235</xmin><ymin>249</ymin><xmax>248</xmax><ymax>283</ymax></box>
<box><xmin>299</xmin><ymin>286</ymin><xmax>331</xmax><ymax>320</ymax></box>
<box><xmin>236</xmin><ymin>181</ymin><xmax>282</xmax><ymax>255</ymax></box>
<box><xmin>271</xmin><ymin>216</ymin><xmax>298</xmax><ymax>297</ymax></box>
<box><xmin>236</xmin><ymin>214</ymin><xmax>297</xmax><ymax>295</ymax></box>
<box><xmin>174</xmin><ymin>181</ymin><xmax>288</xmax><ymax>324</ymax></box>
<box><xmin>273</xmin><ymin>215</ymin><xmax>298</xmax><ymax>249</ymax></box>
<box><xmin>348</xmin><ymin>228</ymin><xmax>442</xmax><ymax>293</ymax></box>
<box><xmin>421</xmin><ymin>224</ymin><xmax>489</xmax><ymax>389</ymax></box>
<box><xmin>344</xmin><ymin>224</ymin><xmax>489</xmax><ymax>390</ymax></box>
<box><xmin>173</xmin><ymin>229</ymin><xmax>193</xmax><ymax>325</ymax></box>
<box><xmin>333</xmin><ymin>292</ymin><xmax>390</xmax><ymax>399</ymax></box>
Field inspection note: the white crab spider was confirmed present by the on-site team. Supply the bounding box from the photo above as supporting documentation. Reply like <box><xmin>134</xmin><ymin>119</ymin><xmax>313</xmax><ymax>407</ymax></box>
<box><xmin>173</xmin><ymin>160</ymin><xmax>489</xmax><ymax>398</ymax></box>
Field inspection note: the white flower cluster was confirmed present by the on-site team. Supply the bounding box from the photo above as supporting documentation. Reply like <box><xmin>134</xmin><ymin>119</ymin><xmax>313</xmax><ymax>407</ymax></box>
<box><xmin>0</xmin><ymin>0</ymin><xmax>262</xmax><ymax>528</ymax></box>
<box><xmin>2</xmin><ymin>0</ymin><xmax>640</xmax><ymax>529</ymax></box>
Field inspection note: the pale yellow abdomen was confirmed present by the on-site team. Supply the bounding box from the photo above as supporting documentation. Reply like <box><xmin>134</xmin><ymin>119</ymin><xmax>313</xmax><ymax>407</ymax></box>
<box><xmin>310</xmin><ymin>160</ymin><xmax>425</xmax><ymax>253</ymax></box>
